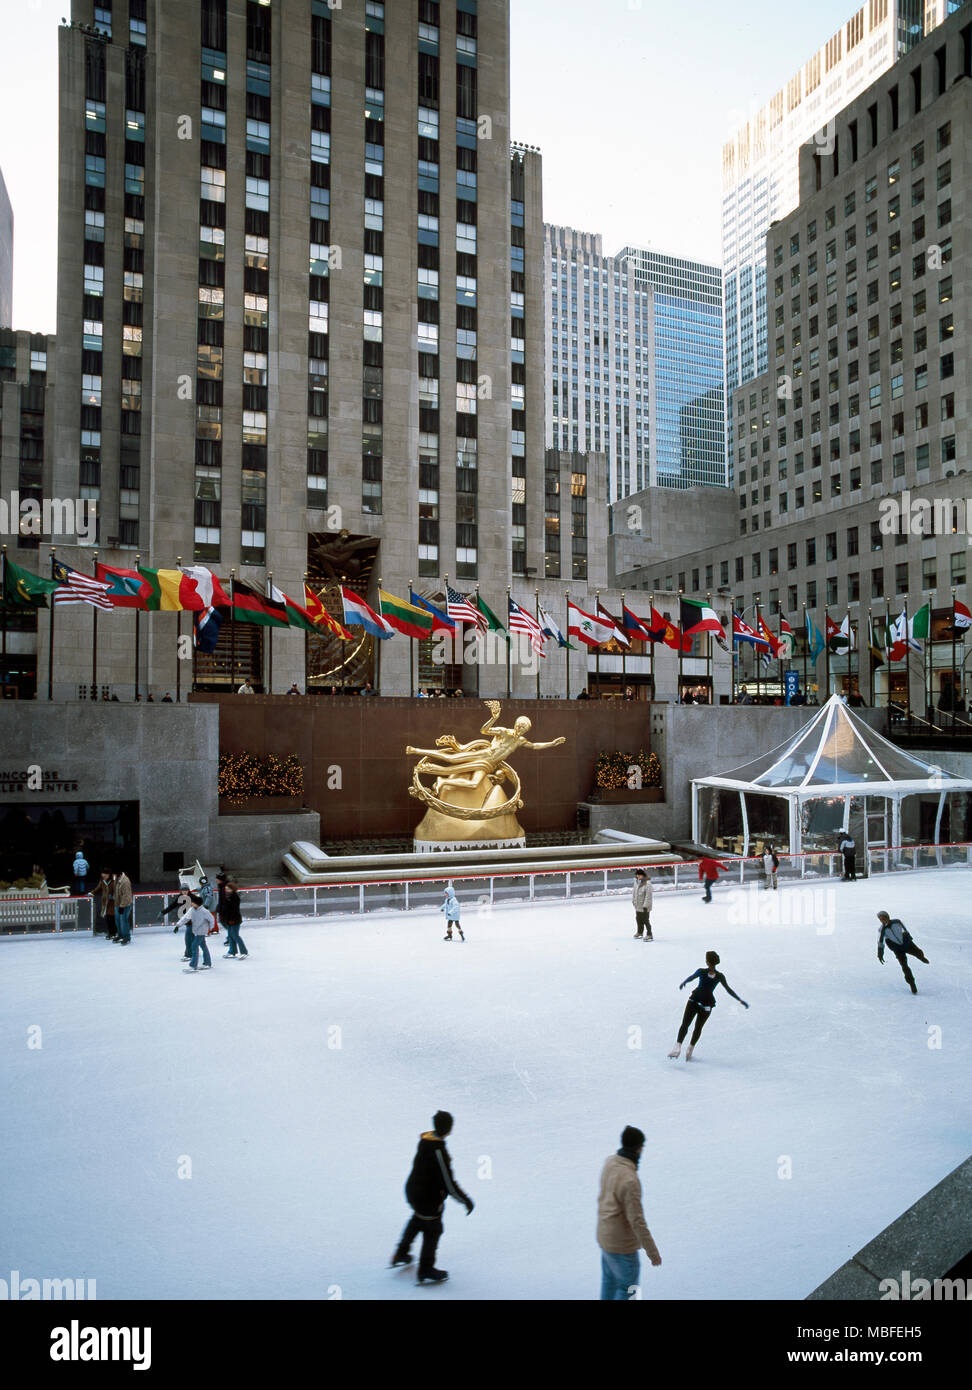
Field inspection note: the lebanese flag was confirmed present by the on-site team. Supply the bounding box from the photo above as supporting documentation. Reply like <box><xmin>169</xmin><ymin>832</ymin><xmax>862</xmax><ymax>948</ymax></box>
<box><xmin>341</xmin><ymin>586</ymin><xmax>393</xmax><ymax>639</ymax></box>
<box><xmin>651</xmin><ymin>607</ymin><xmax>693</xmax><ymax>653</ymax></box>
<box><xmin>95</xmin><ymin>562</ymin><xmax>150</xmax><ymax>609</ymax></box>
<box><xmin>303</xmin><ymin>584</ymin><xmax>353</xmax><ymax>640</ymax></box>
<box><xmin>680</xmin><ymin>597</ymin><xmax>727</xmax><ymax>643</ymax></box>
<box><xmin>621</xmin><ymin>605</ymin><xmax>654</xmax><ymax>643</ymax></box>
<box><xmin>567</xmin><ymin>601</ymin><xmax>616</xmax><ymax>648</ymax></box>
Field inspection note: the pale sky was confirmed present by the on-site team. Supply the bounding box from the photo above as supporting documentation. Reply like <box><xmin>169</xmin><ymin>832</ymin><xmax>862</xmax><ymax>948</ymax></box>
<box><xmin>2</xmin><ymin>0</ymin><xmax>856</xmax><ymax>333</ymax></box>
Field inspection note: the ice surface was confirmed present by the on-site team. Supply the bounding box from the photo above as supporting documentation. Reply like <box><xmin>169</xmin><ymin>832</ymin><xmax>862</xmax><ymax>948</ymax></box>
<box><xmin>1</xmin><ymin>870</ymin><xmax>969</xmax><ymax>1301</ymax></box>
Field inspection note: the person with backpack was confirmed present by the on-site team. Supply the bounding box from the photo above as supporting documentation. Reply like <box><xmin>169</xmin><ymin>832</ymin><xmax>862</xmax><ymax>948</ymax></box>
<box><xmin>175</xmin><ymin>893</ymin><xmax>215</xmax><ymax>972</ymax></box>
<box><xmin>440</xmin><ymin>885</ymin><xmax>464</xmax><ymax>942</ymax></box>
<box><xmin>390</xmin><ymin>1110</ymin><xmax>474</xmax><ymax>1285</ymax></box>
<box><xmin>877</xmin><ymin>912</ymin><xmax>929</xmax><ymax>995</ymax></box>
<box><xmin>668</xmin><ymin>950</ymin><xmax>749</xmax><ymax>1060</ymax></box>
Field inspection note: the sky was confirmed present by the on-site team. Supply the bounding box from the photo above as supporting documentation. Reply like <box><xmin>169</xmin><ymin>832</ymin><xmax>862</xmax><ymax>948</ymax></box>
<box><xmin>1</xmin><ymin>0</ymin><xmax>858</xmax><ymax>334</ymax></box>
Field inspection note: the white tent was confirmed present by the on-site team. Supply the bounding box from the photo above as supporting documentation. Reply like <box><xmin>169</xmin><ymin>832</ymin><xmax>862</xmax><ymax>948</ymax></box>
<box><xmin>692</xmin><ymin>694</ymin><xmax>972</xmax><ymax>859</ymax></box>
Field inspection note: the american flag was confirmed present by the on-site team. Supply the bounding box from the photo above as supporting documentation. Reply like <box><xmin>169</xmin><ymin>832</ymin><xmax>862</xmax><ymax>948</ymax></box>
<box><xmin>508</xmin><ymin>597</ymin><xmax>546</xmax><ymax>656</ymax></box>
<box><xmin>446</xmin><ymin>584</ymin><xmax>483</xmax><ymax>628</ymax></box>
<box><xmin>51</xmin><ymin>561</ymin><xmax>113</xmax><ymax>610</ymax></box>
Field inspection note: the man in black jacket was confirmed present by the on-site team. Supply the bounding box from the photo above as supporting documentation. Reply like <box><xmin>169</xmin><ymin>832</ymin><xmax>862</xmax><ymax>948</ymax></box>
<box><xmin>390</xmin><ymin>1110</ymin><xmax>474</xmax><ymax>1285</ymax></box>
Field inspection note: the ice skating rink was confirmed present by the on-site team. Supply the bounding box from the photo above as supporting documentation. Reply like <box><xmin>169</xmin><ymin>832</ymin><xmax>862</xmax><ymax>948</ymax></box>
<box><xmin>1</xmin><ymin>870</ymin><xmax>969</xmax><ymax>1301</ymax></box>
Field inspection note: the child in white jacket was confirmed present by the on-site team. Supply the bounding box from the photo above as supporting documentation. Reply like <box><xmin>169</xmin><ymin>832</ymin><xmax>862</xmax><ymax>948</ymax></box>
<box><xmin>440</xmin><ymin>886</ymin><xmax>465</xmax><ymax>942</ymax></box>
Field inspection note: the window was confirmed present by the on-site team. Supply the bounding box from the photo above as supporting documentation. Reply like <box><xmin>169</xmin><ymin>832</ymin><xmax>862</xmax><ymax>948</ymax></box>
<box><xmin>806</xmin><ymin>538</ymin><xmax>816</xmax><ymax>566</ymax></box>
<box><xmin>895</xmin><ymin>563</ymin><xmax>909</xmax><ymax>595</ymax></box>
<box><xmin>871</xmin><ymin>568</ymin><xmax>884</xmax><ymax>598</ymax></box>
<box><xmin>936</xmin><ymin>121</ymin><xmax>950</xmax><ymax>152</ymax></box>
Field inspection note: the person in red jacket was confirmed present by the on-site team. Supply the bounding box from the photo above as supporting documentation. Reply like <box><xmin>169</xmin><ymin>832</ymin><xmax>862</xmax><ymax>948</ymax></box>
<box><xmin>698</xmin><ymin>856</ymin><xmax>729</xmax><ymax>903</ymax></box>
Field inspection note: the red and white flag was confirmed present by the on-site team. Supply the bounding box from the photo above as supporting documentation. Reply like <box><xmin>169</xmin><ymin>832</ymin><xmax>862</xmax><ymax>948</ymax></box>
<box><xmin>567</xmin><ymin>601</ymin><xmax>616</xmax><ymax>648</ymax></box>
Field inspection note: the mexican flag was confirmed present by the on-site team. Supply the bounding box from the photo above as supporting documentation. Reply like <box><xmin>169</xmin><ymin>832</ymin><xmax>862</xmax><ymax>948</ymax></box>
<box><xmin>3</xmin><ymin>557</ymin><xmax>60</xmax><ymax>607</ymax></box>
<box><xmin>679</xmin><ymin>597</ymin><xmax>726</xmax><ymax>643</ymax></box>
<box><xmin>137</xmin><ymin>565</ymin><xmax>207</xmax><ymax>612</ymax></box>
<box><xmin>379</xmin><ymin>588</ymin><xmax>435</xmax><ymax>640</ymax></box>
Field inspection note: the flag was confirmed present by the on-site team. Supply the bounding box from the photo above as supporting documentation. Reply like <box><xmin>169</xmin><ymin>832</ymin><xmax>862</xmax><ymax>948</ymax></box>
<box><xmin>95</xmin><ymin>562</ymin><xmax>150</xmax><ymax>609</ymax></box>
<box><xmin>649</xmin><ymin>606</ymin><xmax>693</xmax><ymax>653</ymax></box>
<box><xmin>268</xmin><ymin>582</ymin><xmax>319</xmax><ymax>634</ymax></box>
<box><xmin>952</xmin><ymin>598</ymin><xmax>972</xmax><ymax>633</ymax></box>
<box><xmin>805</xmin><ymin>613</ymin><xmax>824</xmax><ymax>661</ymax></box>
<box><xmin>445</xmin><ymin>584</ymin><xmax>482</xmax><ymax>628</ymax></box>
<box><xmin>137</xmin><ymin>565</ymin><xmax>207</xmax><ymax>612</ymax></box>
<box><xmin>2</xmin><ymin>557</ymin><xmax>61</xmax><ymax>607</ymax></box>
<box><xmin>778</xmin><ymin>616</ymin><xmax>795</xmax><ymax>659</ymax></box>
<box><xmin>733</xmin><ymin>613</ymin><xmax>771</xmax><ymax>649</ymax></box>
<box><xmin>303</xmin><ymin>584</ymin><xmax>353</xmax><ymax>640</ymax></box>
<box><xmin>231</xmin><ymin>578</ymin><xmax>289</xmax><ymax>628</ymax></box>
<box><xmin>341</xmin><ymin>586</ymin><xmax>393</xmax><ymax>639</ymax></box>
<box><xmin>868</xmin><ymin>614</ymin><xmax>886</xmax><ymax>665</ymax></box>
<box><xmin>839</xmin><ymin>614</ymin><xmax>856</xmax><ymax>650</ymax></box>
<box><xmin>475</xmin><ymin>593</ymin><xmax>508</xmax><ymax>639</ymax></box>
<box><xmin>409</xmin><ymin>590</ymin><xmax>455</xmax><ymax>635</ymax></box>
<box><xmin>51</xmin><ymin>561</ymin><xmax>113</xmax><ymax>610</ymax></box>
<box><xmin>621</xmin><ymin>604</ymin><xmax>654</xmax><ymax>643</ymax></box>
<box><xmin>756</xmin><ymin>612</ymin><xmax>782</xmax><ymax>657</ymax></box>
<box><xmin>379</xmin><ymin>588</ymin><xmax>435</xmax><ymax>640</ymax></box>
<box><xmin>538</xmin><ymin>601</ymin><xmax>575</xmax><ymax>649</ymax></box>
<box><xmin>180</xmin><ymin>566</ymin><xmax>230</xmax><ymax>610</ymax></box>
<box><xmin>825</xmin><ymin>614</ymin><xmax>848</xmax><ymax>650</ymax></box>
<box><xmin>193</xmin><ymin>606</ymin><xmax>223</xmax><ymax>654</ymax></box>
<box><xmin>567</xmin><ymin>601</ymin><xmax>616</xmax><ymax>648</ymax></box>
<box><xmin>508</xmin><ymin>597</ymin><xmax>546</xmax><ymax>655</ymax></box>
<box><xmin>597</xmin><ymin>601</ymin><xmax>630</xmax><ymax>647</ymax></box>
<box><xmin>680</xmin><ymin>597</ymin><xmax>727</xmax><ymax>643</ymax></box>
<box><xmin>887</xmin><ymin>610</ymin><xmax>921</xmax><ymax>660</ymax></box>
<box><xmin>910</xmin><ymin>603</ymin><xmax>930</xmax><ymax>642</ymax></box>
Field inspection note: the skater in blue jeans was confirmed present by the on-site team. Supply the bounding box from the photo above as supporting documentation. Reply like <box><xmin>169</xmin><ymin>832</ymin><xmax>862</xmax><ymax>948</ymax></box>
<box><xmin>220</xmin><ymin>878</ymin><xmax>248</xmax><ymax>959</ymax></box>
<box><xmin>596</xmin><ymin>1126</ymin><xmax>662</xmax><ymax>1300</ymax></box>
<box><xmin>175</xmin><ymin>894</ymin><xmax>214</xmax><ymax>971</ymax></box>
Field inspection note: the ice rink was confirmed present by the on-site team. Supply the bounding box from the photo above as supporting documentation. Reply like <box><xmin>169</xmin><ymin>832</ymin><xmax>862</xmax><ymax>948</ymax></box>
<box><xmin>1</xmin><ymin>869</ymin><xmax>969</xmax><ymax>1301</ymax></box>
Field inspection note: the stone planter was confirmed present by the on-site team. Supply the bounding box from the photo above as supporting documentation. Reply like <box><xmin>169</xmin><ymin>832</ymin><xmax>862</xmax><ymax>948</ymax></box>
<box><xmin>219</xmin><ymin>795</ymin><xmax>302</xmax><ymax>816</ymax></box>
<box><xmin>588</xmin><ymin>787</ymin><xmax>664</xmax><ymax>804</ymax></box>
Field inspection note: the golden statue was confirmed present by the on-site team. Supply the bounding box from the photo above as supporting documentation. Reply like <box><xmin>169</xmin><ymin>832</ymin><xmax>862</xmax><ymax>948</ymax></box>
<box><xmin>407</xmin><ymin>700</ymin><xmax>566</xmax><ymax>849</ymax></box>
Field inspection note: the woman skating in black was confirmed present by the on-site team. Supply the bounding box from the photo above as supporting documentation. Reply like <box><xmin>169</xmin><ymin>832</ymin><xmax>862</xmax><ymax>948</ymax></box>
<box><xmin>668</xmin><ymin>951</ymin><xmax>749</xmax><ymax>1060</ymax></box>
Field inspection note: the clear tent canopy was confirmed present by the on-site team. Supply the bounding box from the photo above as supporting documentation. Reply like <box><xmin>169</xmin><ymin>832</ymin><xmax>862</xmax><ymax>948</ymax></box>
<box><xmin>692</xmin><ymin>695</ymin><xmax>972</xmax><ymax>860</ymax></box>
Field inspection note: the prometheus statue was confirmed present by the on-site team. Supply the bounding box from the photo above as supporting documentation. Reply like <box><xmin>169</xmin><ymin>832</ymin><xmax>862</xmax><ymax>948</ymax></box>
<box><xmin>407</xmin><ymin>700</ymin><xmax>566</xmax><ymax>850</ymax></box>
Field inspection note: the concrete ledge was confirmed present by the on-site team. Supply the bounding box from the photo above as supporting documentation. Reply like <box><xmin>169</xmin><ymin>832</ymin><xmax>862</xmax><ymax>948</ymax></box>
<box><xmin>806</xmin><ymin>1154</ymin><xmax>972</xmax><ymax>1299</ymax></box>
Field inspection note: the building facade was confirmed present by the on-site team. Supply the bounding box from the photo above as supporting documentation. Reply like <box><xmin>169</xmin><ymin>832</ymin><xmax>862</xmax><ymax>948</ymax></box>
<box><xmin>27</xmin><ymin>0</ymin><xmax>572</xmax><ymax>698</ymax></box>
<box><xmin>721</xmin><ymin>0</ymin><xmax>964</xmax><ymax>477</ymax></box>
<box><xmin>632</xmin><ymin>3</ymin><xmax>972</xmax><ymax>706</ymax></box>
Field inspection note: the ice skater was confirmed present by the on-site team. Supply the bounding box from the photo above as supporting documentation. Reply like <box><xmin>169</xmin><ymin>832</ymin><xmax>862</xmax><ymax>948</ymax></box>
<box><xmin>390</xmin><ymin>1110</ymin><xmax>474</xmax><ymax>1285</ymax></box>
<box><xmin>877</xmin><ymin>911</ymin><xmax>929</xmax><ymax>995</ymax></box>
<box><xmin>762</xmin><ymin>844</ymin><xmax>779</xmax><ymax>890</ymax></box>
<box><xmin>441</xmin><ymin>885</ymin><xmax>464</xmax><ymax>941</ymax></box>
<box><xmin>175</xmin><ymin>893</ymin><xmax>215</xmax><ymax>972</ymax></box>
<box><xmin>596</xmin><ymin>1125</ymin><xmax>662</xmax><ymax>1300</ymax></box>
<box><xmin>698</xmin><ymin>855</ymin><xmax>729</xmax><ymax>903</ymax></box>
<box><xmin>632</xmin><ymin>869</ymin><xmax>653</xmax><ymax>940</ymax></box>
<box><xmin>668</xmin><ymin>950</ymin><xmax>749</xmax><ymax>1059</ymax></box>
<box><xmin>838</xmin><ymin>832</ymin><xmax>857</xmax><ymax>881</ymax></box>
<box><xmin>221</xmin><ymin>877</ymin><xmax>248</xmax><ymax>959</ymax></box>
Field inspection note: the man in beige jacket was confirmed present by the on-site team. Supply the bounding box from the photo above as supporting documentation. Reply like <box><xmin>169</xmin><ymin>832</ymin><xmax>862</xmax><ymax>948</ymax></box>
<box><xmin>632</xmin><ymin>869</ymin><xmax>653</xmax><ymax>940</ymax></box>
<box><xmin>113</xmin><ymin>870</ymin><xmax>134</xmax><ymax>945</ymax></box>
<box><xmin>597</xmin><ymin>1125</ymin><xmax>662</xmax><ymax>1299</ymax></box>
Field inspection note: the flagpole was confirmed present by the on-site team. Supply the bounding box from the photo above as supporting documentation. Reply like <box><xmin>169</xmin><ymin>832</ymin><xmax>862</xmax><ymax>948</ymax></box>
<box><xmin>176</xmin><ymin>555</ymin><xmax>183</xmax><ymax>705</ymax></box>
<box><xmin>823</xmin><ymin>606</ymin><xmax>830</xmax><ymax>700</ymax></box>
<box><xmin>801</xmin><ymin>602</ymin><xmax>808</xmax><ymax>698</ymax></box>
<box><xmin>595</xmin><ymin>588</ymin><xmax>601</xmax><ymax>698</ymax></box>
<box><xmin>565</xmin><ymin>589</ymin><xmax>571</xmax><ymax>699</ymax></box>
<box><xmin>47</xmin><ymin>546</ymin><xmax>56</xmax><ymax>701</ymax></box>
<box><xmin>706</xmin><ymin>590</ymin><xmax>713</xmax><ymax>704</ymax></box>
<box><xmin>649</xmin><ymin>590</ymin><xmax>655</xmax><ymax>702</ymax></box>
<box><xmin>230</xmin><ymin>568</ymin><xmax>236</xmax><ymax>693</ymax></box>
<box><xmin>472</xmin><ymin>580</ymin><xmax>480</xmax><ymax>699</ymax></box>
<box><xmin>409</xmin><ymin>579</ymin><xmax>416</xmax><ymax>698</ymax></box>
<box><xmin>885</xmin><ymin>598</ymin><xmax>892</xmax><ymax>712</ymax></box>
<box><xmin>133</xmin><ymin>551</ymin><xmax>142</xmax><ymax>702</ymax></box>
<box><xmin>534</xmin><ymin>587</ymin><xmax>540</xmax><ymax>701</ymax></box>
<box><xmin>266</xmin><ymin>570</ymin><xmax>273</xmax><ymax>695</ymax></box>
<box><xmin>91</xmin><ymin>548</ymin><xmax>99</xmax><ymax>700</ymax></box>
<box><xmin>903</xmin><ymin>600</ymin><xmax>911</xmax><ymax>732</ymax></box>
<box><xmin>506</xmin><ymin>585</ymin><xmax>512</xmax><ymax>699</ymax></box>
<box><xmin>678</xmin><ymin>589</ymin><xmax>684</xmax><ymax>701</ymax></box>
<box><xmin>755</xmin><ymin>601</ymin><xmax>761</xmax><ymax>703</ymax></box>
<box><xmin>621</xmin><ymin>590</ymin><xmax>627</xmax><ymax>692</ymax></box>
<box><xmin>1</xmin><ymin>547</ymin><xmax>7</xmax><ymax>685</ymax></box>
<box><xmin>951</xmin><ymin>588</ymin><xmax>957</xmax><ymax>735</ymax></box>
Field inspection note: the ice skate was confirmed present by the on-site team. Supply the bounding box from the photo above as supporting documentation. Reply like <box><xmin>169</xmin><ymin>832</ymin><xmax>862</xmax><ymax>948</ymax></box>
<box><xmin>416</xmin><ymin>1268</ymin><xmax>448</xmax><ymax>1285</ymax></box>
<box><xmin>667</xmin><ymin>1044</ymin><xmax>681</xmax><ymax>1059</ymax></box>
<box><xmin>685</xmin><ymin>1044</ymin><xmax>695</xmax><ymax>1060</ymax></box>
<box><xmin>389</xmin><ymin>1252</ymin><xmax>412</xmax><ymax>1269</ymax></box>
<box><xmin>909</xmin><ymin>979</ymin><xmax>918</xmax><ymax>994</ymax></box>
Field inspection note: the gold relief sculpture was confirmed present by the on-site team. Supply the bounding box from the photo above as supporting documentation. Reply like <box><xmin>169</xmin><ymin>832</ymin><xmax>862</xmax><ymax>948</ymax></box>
<box><xmin>407</xmin><ymin>700</ymin><xmax>566</xmax><ymax>848</ymax></box>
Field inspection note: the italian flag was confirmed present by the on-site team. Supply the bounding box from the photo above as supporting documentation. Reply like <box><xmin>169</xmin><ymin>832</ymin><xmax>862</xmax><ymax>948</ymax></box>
<box><xmin>680</xmin><ymin>597</ymin><xmax>727</xmax><ymax>643</ymax></box>
<box><xmin>379</xmin><ymin>588</ymin><xmax>435</xmax><ymax>640</ymax></box>
<box><xmin>137</xmin><ymin>566</ymin><xmax>208</xmax><ymax>611</ymax></box>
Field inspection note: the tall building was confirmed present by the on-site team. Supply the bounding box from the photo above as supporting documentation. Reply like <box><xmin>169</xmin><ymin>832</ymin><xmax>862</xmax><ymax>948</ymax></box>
<box><xmin>628</xmin><ymin>1</ymin><xmax>972</xmax><ymax>706</ymax></box>
<box><xmin>41</xmin><ymin>0</ymin><xmax>558</xmax><ymax>697</ymax></box>
<box><xmin>543</xmin><ymin>226</ymin><xmax>654</xmax><ymax>504</ymax></box>
<box><xmin>721</xmin><ymin>0</ymin><xmax>964</xmax><ymax>477</ymax></box>
<box><xmin>617</xmin><ymin>246</ymin><xmax>725</xmax><ymax>490</ymax></box>
<box><xmin>0</xmin><ymin>168</ymin><xmax>12</xmax><ymax>329</ymax></box>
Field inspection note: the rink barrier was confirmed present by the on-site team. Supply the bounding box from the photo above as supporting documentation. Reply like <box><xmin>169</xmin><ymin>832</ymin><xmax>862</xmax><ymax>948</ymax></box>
<box><xmin>1</xmin><ymin>842</ymin><xmax>970</xmax><ymax>936</ymax></box>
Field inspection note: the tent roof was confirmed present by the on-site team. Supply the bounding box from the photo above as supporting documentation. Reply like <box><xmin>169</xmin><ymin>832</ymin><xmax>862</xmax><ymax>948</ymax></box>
<box><xmin>692</xmin><ymin>695</ymin><xmax>972</xmax><ymax>798</ymax></box>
